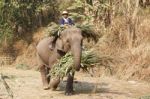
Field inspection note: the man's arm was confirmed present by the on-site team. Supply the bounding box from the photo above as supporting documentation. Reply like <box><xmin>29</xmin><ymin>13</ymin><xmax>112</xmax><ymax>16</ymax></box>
<box><xmin>69</xmin><ymin>18</ymin><xmax>74</xmax><ymax>25</ymax></box>
<box><xmin>59</xmin><ymin>18</ymin><xmax>64</xmax><ymax>25</ymax></box>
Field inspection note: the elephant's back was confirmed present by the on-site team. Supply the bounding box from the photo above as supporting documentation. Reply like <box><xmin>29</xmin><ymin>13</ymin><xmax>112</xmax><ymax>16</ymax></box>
<box><xmin>37</xmin><ymin>37</ymin><xmax>51</xmax><ymax>47</ymax></box>
<box><xmin>36</xmin><ymin>37</ymin><xmax>52</xmax><ymax>65</ymax></box>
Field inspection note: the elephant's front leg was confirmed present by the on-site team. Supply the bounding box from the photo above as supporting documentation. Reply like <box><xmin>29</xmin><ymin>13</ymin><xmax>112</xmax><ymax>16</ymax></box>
<box><xmin>40</xmin><ymin>65</ymin><xmax>50</xmax><ymax>90</ymax></box>
<box><xmin>65</xmin><ymin>73</ymin><xmax>74</xmax><ymax>95</ymax></box>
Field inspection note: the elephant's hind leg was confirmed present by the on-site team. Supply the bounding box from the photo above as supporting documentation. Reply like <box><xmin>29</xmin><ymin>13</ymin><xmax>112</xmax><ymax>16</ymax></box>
<box><xmin>37</xmin><ymin>53</ymin><xmax>50</xmax><ymax>90</ymax></box>
<box><xmin>45</xmin><ymin>67</ymin><xmax>50</xmax><ymax>83</ymax></box>
<box><xmin>39</xmin><ymin>65</ymin><xmax>50</xmax><ymax>90</ymax></box>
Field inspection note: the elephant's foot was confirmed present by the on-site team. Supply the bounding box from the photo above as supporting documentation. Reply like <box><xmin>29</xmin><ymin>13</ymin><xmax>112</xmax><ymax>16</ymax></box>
<box><xmin>43</xmin><ymin>85</ymin><xmax>50</xmax><ymax>90</ymax></box>
<box><xmin>65</xmin><ymin>89</ymin><xmax>74</xmax><ymax>96</ymax></box>
<box><xmin>49</xmin><ymin>77</ymin><xmax>60</xmax><ymax>91</ymax></box>
<box><xmin>65</xmin><ymin>73</ymin><xmax>74</xmax><ymax>95</ymax></box>
<box><xmin>65</xmin><ymin>83</ymin><xmax>74</xmax><ymax>95</ymax></box>
<box><xmin>40</xmin><ymin>65</ymin><xmax>50</xmax><ymax>90</ymax></box>
<box><xmin>51</xmin><ymin>87</ymin><xmax>57</xmax><ymax>91</ymax></box>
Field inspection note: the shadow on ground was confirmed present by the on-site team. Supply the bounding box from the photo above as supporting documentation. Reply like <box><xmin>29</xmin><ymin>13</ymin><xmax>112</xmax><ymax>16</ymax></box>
<box><xmin>57</xmin><ymin>80</ymin><xmax>129</xmax><ymax>96</ymax></box>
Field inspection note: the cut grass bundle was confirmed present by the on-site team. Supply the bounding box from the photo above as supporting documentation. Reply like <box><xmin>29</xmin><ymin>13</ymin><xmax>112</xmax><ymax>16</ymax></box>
<box><xmin>45</xmin><ymin>22</ymin><xmax>60</xmax><ymax>37</ymax></box>
<box><xmin>49</xmin><ymin>50</ymin><xmax>100</xmax><ymax>79</ymax></box>
<box><xmin>76</xmin><ymin>23</ymin><xmax>100</xmax><ymax>43</ymax></box>
<box><xmin>45</xmin><ymin>22</ymin><xmax>99</xmax><ymax>43</ymax></box>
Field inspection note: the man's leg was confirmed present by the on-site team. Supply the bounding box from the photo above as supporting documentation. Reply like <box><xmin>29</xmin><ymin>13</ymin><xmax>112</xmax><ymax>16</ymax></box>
<box><xmin>49</xmin><ymin>36</ymin><xmax>58</xmax><ymax>50</ymax></box>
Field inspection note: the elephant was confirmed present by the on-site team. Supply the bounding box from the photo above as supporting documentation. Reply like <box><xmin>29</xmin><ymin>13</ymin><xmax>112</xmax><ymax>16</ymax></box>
<box><xmin>36</xmin><ymin>27</ymin><xmax>83</xmax><ymax>95</ymax></box>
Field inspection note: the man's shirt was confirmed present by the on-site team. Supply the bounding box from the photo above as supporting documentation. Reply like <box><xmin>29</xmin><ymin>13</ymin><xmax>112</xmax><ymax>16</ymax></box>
<box><xmin>59</xmin><ymin>17</ymin><xmax>74</xmax><ymax>25</ymax></box>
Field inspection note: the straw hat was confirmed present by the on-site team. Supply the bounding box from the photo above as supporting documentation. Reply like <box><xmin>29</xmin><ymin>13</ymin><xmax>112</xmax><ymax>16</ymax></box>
<box><xmin>62</xmin><ymin>11</ymin><xmax>69</xmax><ymax>15</ymax></box>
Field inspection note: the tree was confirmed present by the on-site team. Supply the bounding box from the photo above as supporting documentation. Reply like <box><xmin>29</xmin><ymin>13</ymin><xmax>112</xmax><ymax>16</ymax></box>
<box><xmin>0</xmin><ymin>0</ymin><xmax>59</xmax><ymax>47</ymax></box>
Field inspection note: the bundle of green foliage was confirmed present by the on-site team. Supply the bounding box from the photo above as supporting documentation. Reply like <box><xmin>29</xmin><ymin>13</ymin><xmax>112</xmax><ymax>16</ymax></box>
<box><xmin>45</xmin><ymin>22</ymin><xmax>60</xmax><ymax>37</ymax></box>
<box><xmin>49</xmin><ymin>50</ymin><xmax>100</xmax><ymax>79</ymax></box>
<box><xmin>45</xmin><ymin>22</ymin><xmax>99</xmax><ymax>42</ymax></box>
<box><xmin>76</xmin><ymin>24</ymin><xmax>99</xmax><ymax>42</ymax></box>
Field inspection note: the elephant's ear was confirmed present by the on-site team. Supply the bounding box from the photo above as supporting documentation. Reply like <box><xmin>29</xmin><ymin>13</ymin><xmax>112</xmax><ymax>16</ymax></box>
<box><xmin>55</xmin><ymin>38</ymin><xmax>64</xmax><ymax>52</ymax></box>
<box><xmin>56</xmin><ymin>37</ymin><xmax>70</xmax><ymax>54</ymax></box>
<box><xmin>56</xmin><ymin>38</ymin><xmax>66</xmax><ymax>56</ymax></box>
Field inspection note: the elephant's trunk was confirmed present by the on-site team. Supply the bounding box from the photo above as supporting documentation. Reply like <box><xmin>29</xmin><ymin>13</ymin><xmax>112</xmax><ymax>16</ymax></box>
<box><xmin>71</xmin><ymin>41</ymin><xmax>82</xmax><ymax>71</ymax></box>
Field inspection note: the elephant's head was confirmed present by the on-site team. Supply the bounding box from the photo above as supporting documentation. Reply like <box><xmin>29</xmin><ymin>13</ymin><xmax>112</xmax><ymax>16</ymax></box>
<box><xmin>59</xmin><ymin>27</ymin><xmax>83</xmax><ymax>71</ymax></box>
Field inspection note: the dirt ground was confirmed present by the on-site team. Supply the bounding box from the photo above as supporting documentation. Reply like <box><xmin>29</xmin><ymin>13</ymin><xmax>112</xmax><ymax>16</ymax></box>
<box><xmin>0</xmin><ymin>67</ymin><xmax>150</xmax><ymax>99</ymax></box>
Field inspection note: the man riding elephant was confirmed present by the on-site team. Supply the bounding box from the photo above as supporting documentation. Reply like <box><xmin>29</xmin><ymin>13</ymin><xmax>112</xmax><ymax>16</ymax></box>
<box><xmin>49</xmin><ymin>11</ymin><xmax>74</xmax><ymax>50</ymax></box>
<box><xmin>60</xmin><ymin>11</ymin><xmax>74</xmax><ymax>26</ymax></box>
<box><xmin>37</xmin><ymin>12</ymin><xmax>82</xmax><ymax>95</ymax></box>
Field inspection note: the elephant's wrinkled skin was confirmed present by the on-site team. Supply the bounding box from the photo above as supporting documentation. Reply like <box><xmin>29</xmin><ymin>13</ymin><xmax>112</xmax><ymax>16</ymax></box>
<box><xmin>36</xmin><ymin>27</ymin><xmax>83</xmax><ymax>95</ymax></box>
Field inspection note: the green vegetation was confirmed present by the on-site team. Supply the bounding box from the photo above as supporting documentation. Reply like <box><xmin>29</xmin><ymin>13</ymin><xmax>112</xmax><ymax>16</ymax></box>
<box><xmin>0</xmin><ymin>0</ymin><xmax>58</xmax><ymax>46</ymax></box>
<box><xmin>49</xmin><ymin>50</ymin><xmax>100</xmax><ymax>78</ymax></box>
<box><xmin>45</xmin><ymin>22</ymin><xmax>99</xmax><ymax>42</ymax></box>
<box><xmin>139</xmin><ymin>95</ymin><xmax>150</xmax><ymax>99</ymax></box>
<box><xmin>16</xmin><ymin>63</ymin><xmax>30</xmax><ymax>70</ymax></box>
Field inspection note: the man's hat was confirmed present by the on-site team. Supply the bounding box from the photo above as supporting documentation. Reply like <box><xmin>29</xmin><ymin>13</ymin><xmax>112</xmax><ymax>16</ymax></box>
<box><xmin>62</xmin><ymin>11</ymin><xmax>69</xmax><ymax>15</ymax></box>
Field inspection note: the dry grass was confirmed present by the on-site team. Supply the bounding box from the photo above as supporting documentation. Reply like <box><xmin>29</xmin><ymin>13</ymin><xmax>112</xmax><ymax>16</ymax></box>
<box><xmin>94</xmin><ymin>12</ymin><xmax>150</xmax><ymax>81</ymax></box>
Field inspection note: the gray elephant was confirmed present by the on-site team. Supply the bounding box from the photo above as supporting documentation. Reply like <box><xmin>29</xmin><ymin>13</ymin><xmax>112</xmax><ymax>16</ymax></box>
<box><xmin>36</xmin><ymin>27</ymin><xmax>83</xmax><ymax>95</ymax></box>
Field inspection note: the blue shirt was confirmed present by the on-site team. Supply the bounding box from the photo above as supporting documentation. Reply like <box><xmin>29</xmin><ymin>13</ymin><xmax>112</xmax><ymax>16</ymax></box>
<box><xmin>59</xmin><ymin>18</ymin><xmax>74</xmax><ymax>25</ymax></box>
